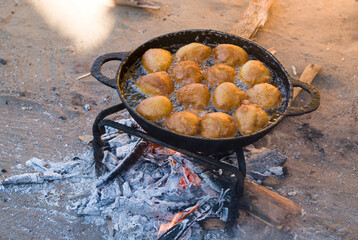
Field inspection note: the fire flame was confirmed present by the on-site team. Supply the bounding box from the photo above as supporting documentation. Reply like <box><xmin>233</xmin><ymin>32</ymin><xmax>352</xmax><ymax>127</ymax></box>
<box><xmin>157</xmin><ymin>205</ymin><xmax>198</xmax><ymax>238</ymax></box>
<box><xmin>179</xmin><ymin>165</ymin><xmax>201</xmax><ymax>189</ymax></box>
<box><xmin>158</xmin><ymin>159</ymin><xmax>202</xmax><ymax>237</ymax></box>
<box><xmin>168</xmin><ymin>158</ymin><xmax>201</xmax><ymax>189</ymax></box>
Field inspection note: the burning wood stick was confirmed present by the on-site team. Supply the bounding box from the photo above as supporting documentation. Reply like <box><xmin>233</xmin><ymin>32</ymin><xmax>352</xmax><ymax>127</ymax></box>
<box><xmin>96</xmin><ymin>140</ymin><xmax>152</xmax><ymax>189</ymax></box>
<box><xmin>230</xmin><ymin>0</ymin><xmax>274</xmax><ymax>38</ymax></box>
<box><xmin>293</xmin><ymin>64</ymin><xmax>322</xmax><ymax>100</ymax></box>
<box><xmin>1</xmin><ymin>171</ymin><xmax>63</xmax><ymax>186</ymax></box>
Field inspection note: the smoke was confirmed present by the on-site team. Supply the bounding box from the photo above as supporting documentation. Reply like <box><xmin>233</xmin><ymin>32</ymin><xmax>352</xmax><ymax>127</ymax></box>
<box><xmin>27</xmin><ymin>0</ymin><xmax>115</xmax><ymax>52</ymax></box>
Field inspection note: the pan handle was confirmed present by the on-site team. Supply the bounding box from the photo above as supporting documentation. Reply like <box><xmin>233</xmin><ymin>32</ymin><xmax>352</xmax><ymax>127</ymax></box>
<box><xmin>91</xmin><ymin>52</ymin><xmax>130</xmax><ymax>89</ymax></box>
<box><xmin>286</xmin><ymin>79</ymin><xmax>320</xmax><ymax>116</ymax></box>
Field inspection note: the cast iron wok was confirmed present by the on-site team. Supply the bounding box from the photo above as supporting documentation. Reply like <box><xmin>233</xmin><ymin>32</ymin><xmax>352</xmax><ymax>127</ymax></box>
<box><xmin>91</xmin><ymin>29</ymin><xmax>320</xmax><ymax>153</ymax></box>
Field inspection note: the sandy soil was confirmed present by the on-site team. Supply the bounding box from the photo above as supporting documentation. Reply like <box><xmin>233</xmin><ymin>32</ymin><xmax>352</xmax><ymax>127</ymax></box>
<box><xmin>0</xmin><ymin>0</ymin><xmax>357</xmax><ymax>239</ymax></box>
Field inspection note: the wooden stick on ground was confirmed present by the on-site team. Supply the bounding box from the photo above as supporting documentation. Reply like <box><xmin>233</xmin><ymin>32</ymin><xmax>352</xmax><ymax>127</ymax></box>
<box><xmin>240</xmin><ymin>181</ymin><xmax>304</xmax><ymax>230</ymax></box>
<box><xmin>293</xmin><ymin>64</ymin><xmax>322</xmax><ymax>100</ymax></box>
<box><xmin>113</xmin><ymin>0</ymin><xmax>161</xmax><ymax>10</ymax></box>
<box><xmin>229</xmin><ymin>0</ymin><xmax>274</xmax><ymax>38</ymax></box>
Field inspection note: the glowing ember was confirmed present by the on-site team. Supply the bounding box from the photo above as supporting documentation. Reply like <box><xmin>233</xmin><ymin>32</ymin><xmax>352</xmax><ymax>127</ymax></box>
<box><xmin>168</xmin><ymin>156</ymin><xmax>202</xmax><ymax>189</ymax></box>
<box><xmin>157</xmin><ymin>205</ymin><xmax>199</xmax><ymax>238</ymax></box>
<box><xmin>179</xmin><ymin>165</ymin><xmax>201</xmax><ymax>189</ymax></box>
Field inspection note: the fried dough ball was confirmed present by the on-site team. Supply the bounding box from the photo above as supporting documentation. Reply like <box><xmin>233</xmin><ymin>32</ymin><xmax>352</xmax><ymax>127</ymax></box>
<box><xmin>177</xmin><ymin>83</ymin><xmax>210</xmax><ymax>109</ymax></box>
<box><xmin>142</xmin><ymin>48</ymin><xmax>173</xmax><ymax>73</ymax></box>
<box><xmin>246</xmin><ymin>83</ymin><xmax>282</xmax><ymax>109</ymax></box>
<box><xmin>239</xmin><ymin>60</ymin><xmax>271</xmax><ymax>86</ymax></box>
<box><xmin>171</xmin><ymin>61</ymin><xmax>203</xmax><ymax>85</ymax></box>
<box><xmin>136</xmin><ymin>71</ymin><xmax>174</xmax><ymax>96</ymax></box>
<box><xmin>164</xmin><ymin>111</ymin><xmax>201</xmax><ymax>136</ymax></box>
<box><xmin>175</xmin><ymin>43</ymin><xmax>212</xmax><ymax>63</ymax></box>
<box><xmin>213</xmin><ymin>82</ymin><xmax>247</xmax><ymax>111</ymax></box>
<box><xmin>200</xmin><ymin>112</ymin><xmax>237</xmax><ymax>139</ymax></box>
<box><xmin>204</xmin><ymin>64</ymin><xmax>236</xmax><ymax>88</ymax></box>
<box><xmin>136</xmin><ymin>96</ymin><xmax>173</xmax><ymax>120</ymax></box>
<box><xmin>234</xmin><ymin>100</ymin><xmax>269</xmax><ymax>135</ymax></box>
<box><xmin>212</xmin><ymin>44</ymin><xmax>249</xmax><ymax>67</ymax></box>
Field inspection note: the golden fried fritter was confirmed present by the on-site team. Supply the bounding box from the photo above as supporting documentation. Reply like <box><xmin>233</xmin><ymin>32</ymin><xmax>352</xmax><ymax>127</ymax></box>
<box><xmin>204</xmin><ymin>64</ymin><xmax>236</xmax><ymax>88</ymax></box>
<box><xmin>136</xmin><ymin>71</ymin><xmax>174</xmax><ymax>96</ymax></box>
<box><xmin>234</xmin><ymin>100</ymin><xmax>269</xmax><ymax>135</ymax></box>
<box><xmin>164</xmin><ymin>111</ymin><xmax>201</xmax><ymax>136</ymax></box>
<box><xmin>136</xmin><ymin>96</ymin><xmax>173</xmax><ymax>120</ymax></box>
<box><xmin>212</xmin><ymin>82</ymin><xmax>246</xmax><ymax>111</ymax></box>
<box><xmin>171</xmin><ymin>61</ymin><xmax>203</xmax><ymax>85</ymax></box>
<box><xmin>142</xmin><ymin>48</ymin><xmax>173</xmax><ymax>73</ymax></box>
<box><xmin>200</xmin><ymin>112</ymin><xmax>237</xmax><ymax>139</ymax></box>
<box><xmin>175</xmin><ymin>43</ymin><xmax>212</xmax><ymax>63</ymax></box>
<box><xmin>239</xmin><ymin>60</ymin><xmax>271</xmax><ymax>86</ymax></box>
<box><xmin>246</xmin><ymin>83</ymin><xmax>282</xmax><ymax>109</ymax></box>
<box><xmin>177</xmin><ymin>83</ymin><xmax>210</xmax><ymax>109</ymax></box>
<box><xmin>212</xmin><ymin>44</ymin><xmax>249</xmax><ymax>67</ymax></box>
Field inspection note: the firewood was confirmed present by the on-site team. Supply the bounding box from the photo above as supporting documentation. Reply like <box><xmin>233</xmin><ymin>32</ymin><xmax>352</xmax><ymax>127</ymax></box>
<box><xmin>229</xmin><ymin>0</ymin><xmax>274</xmax><ymax>39</ymax></box>
<box><xmin>202</xmin><ymin>180</ymin><xmax>303</xmax><ymax>231</ymax></box>
<box><xmin>96</xmin><ymin>140</ymin><xmax>152</xmax><ymax>189</ymax></box>
<box><xmin>239</xmin><ymin>180</ymin><xmax>304</xmax><ymax>230</ymax></box>
<box><xmin>201</xmin><ymin>218</ymin><xmax>226</xmax><ymax>230</ymax></box>
<box><xmin>293</xmin><ymin>64</ymin><xmax>322</xmax><ymax>100</ymax></box>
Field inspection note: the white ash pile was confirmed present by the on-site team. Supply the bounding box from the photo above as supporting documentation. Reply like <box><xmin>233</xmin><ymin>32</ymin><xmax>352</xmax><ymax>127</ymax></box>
<box><xmin>0</xmin><ymin>113</ymin><xmax>288</xmax><ymax>239</ymax></box>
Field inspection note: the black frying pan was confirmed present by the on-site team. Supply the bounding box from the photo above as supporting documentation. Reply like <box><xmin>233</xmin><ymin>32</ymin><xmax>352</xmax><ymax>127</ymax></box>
<box><xmin>91</xmin><ymin>29</ymin><xmax>320</xmax><ymax>153</ymax></box>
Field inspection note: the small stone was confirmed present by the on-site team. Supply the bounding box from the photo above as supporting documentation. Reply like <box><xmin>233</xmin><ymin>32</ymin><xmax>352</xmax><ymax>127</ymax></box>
<box><xmin>84</xmin><ymin>104</ymin><xmax>91</xmax><ymax>111</ymax></box>
<box><xmin>1</xmin><ymin>168</ymin><xmax>6</xmax><ymax>173</ymax></box>
<box><xmin>288</xmin><ymin>190</ymin><xmax>298</xmax><ymax>196</ymax></box>
<box><xmin>0</xmin><ymin>58</ymin><xmax>7</xmax><ymax>65</ymax></box>
<box><xmin>58</xmin><ymin>116</ymin><xmax>66</xmax><ymax>120</ymax></box>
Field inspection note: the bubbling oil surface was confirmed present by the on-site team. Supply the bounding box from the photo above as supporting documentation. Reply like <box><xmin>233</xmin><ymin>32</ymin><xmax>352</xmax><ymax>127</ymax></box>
<box><xmin>121</xmin><ymin>44</ymin><xmax>287</xmax><ymax>137</ymax></box>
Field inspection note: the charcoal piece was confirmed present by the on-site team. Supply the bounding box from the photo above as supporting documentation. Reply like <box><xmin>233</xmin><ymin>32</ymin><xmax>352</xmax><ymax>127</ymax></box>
<box><xmin>101</xmin><ymin>181</ymin><xmax>121</xmax><ymax>202</ymax></box>
<box><xmin>116</xmin><ymin>141</ymin><xmax>138</xmax><ymax>159</ymax></box>
<box><xmin>102</xmin><ymin>151</ymin><xmax>119</xmax><ymax>171</ymax></box>
<box><xmin>172</xmin><ymin>153</ymin><xmax>206</xmax><ymax>174</ymax></box>
<box><xmin>267</xmin><ymin>166</ymin><xmax>284</xmax><ymax>176</ymax></box>
<box><xmin>116</xmin><ymin>197</ymin><xmax>190</xmax><ymax>221</ymax></box>
<box><xmin>248</xmin><ymin>171</ymin><xmax>266</xmax><ymax>181</ymax></box>
<box><xmin>122</xmin><ymin>182</ymin><xmax>132</xmax><ymax>197</ymax></box>
<box><xmin>246</xmin><ymin>149</ymin><xmax>287</xmax><ymax>174</ymax></box>
<box><xmin>108</xmin><ymin>133</ymin><xmax>131</xmax><ymax>149</ymax></box>
<box><xmin>152</xmin><ymin>169</ymin><xmax>163</xmax><ymax>180</ymax></box>
<box><xmin>51</xmin><ymin>160</ymin><xmax>83</xmax><ymax>174</ymax></box>
<box><xmin>142</xmin><ymin>173</ymin><xmax>155</xmax><ymax>186</ymax></box>
<box><xmin>25</xmin><ymin>157</ymin><xmax>49</xmax><ymax>171</ymax></box>
<box><xmin>1</xmin><ymin>171</ymin><xmax>62</xmax><ymax>185</ymax></box>
<box><xmin>153</xmin><ymin>146</ymin><xmax>176</xmax><ymax>156</ymax></box>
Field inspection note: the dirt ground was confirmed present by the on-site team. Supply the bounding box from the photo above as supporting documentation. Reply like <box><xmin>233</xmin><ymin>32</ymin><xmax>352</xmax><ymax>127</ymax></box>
<box><xmin>0</xmin><ymin>0</ymin><xmax>357</xmax><ymax>239</ymax></box>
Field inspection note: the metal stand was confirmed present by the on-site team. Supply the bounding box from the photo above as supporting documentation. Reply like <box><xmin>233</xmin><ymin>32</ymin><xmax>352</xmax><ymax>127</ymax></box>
<box><xmin>92</xmin><ymin>104</ymin><xmax>247</xmax><ymax>198</ymax></box>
